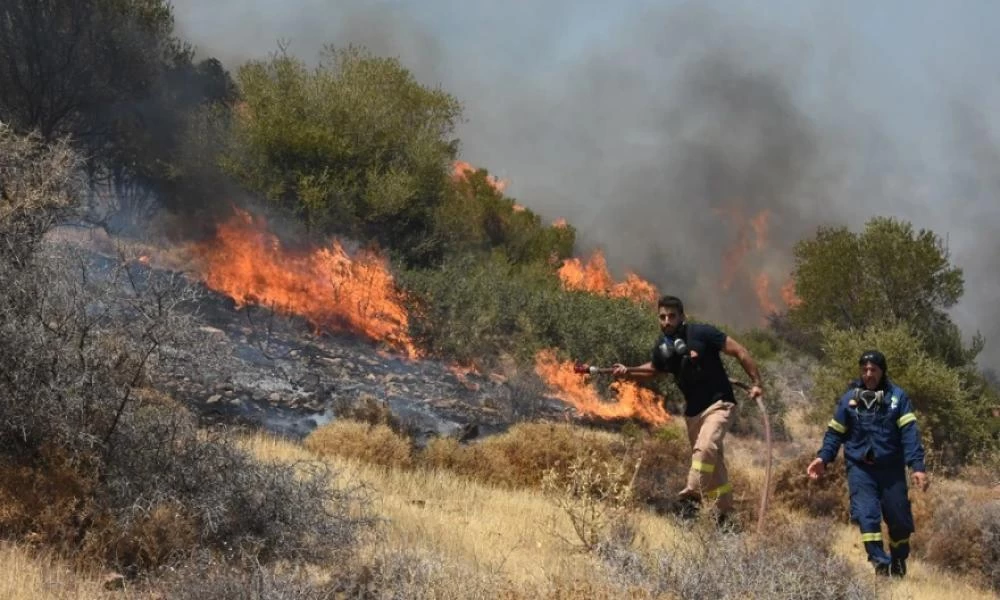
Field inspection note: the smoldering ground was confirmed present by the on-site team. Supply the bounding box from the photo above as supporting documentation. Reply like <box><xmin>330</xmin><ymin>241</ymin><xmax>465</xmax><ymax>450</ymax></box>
<box><xmin>169</xmin><ymin>1</ymin><xmax>1000</xmax><ymax>369</ymax></box>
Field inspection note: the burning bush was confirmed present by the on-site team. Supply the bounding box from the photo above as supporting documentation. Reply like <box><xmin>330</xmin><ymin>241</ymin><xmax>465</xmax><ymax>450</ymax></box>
<box><xmin>223</xmin><ymin>46</ymin><xmax>465</xmax><ymax>269</ymax></box>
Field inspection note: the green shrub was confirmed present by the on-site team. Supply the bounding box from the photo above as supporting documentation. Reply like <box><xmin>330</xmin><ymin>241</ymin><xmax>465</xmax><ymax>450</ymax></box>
<box><xmin>399</xmin><ymin>253</ymin><xmax>657</xmax><ymax>369</ymax></box>
<box><xmin>788</xmin><ymin>216</ymin><xmax>980</xmax><ymax>368</ymax></box>
<box><xmin>733</xmin><ymin>327</ymin><xmax>784</xmax><ymax>363</ymax></box>
<box><xmin>434</xmin><ymin>166</ymin><xmax>576</xmax><ymax>266</ymax></box>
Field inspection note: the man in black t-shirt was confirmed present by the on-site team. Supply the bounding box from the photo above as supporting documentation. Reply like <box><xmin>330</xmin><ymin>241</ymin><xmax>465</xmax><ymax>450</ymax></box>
<box><xmin>612</xmin><ymin>295</ymin><xmax>763</xmax><ymax>520</ymax></box>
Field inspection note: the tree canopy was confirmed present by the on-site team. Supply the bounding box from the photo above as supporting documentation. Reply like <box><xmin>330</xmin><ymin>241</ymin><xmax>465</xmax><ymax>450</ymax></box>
<box><xmin>789</xmin><ymin>216</ymin><xmax>981</xmax><ymax>367</ymax></box>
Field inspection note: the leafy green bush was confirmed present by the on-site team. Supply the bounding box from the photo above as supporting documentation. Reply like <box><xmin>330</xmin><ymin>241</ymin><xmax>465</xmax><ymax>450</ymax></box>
<box><xmin>399</xmin><ymin>253</ymin><xmax>657</xmax><ymax>369</ymax></box>
<box><xmin>434</xmin><ymin>166</ymin><xmax>576</xmax><ymax>266</ymax></box>
<box><xmin>788</xmin><ymin>216</ymin><xmax>981</xmax><ymax>368</ymax></box>
<box><xmin>733</xmin><ymin>327</ymin><xmax>784</xmax><ymax>363</ymax></box>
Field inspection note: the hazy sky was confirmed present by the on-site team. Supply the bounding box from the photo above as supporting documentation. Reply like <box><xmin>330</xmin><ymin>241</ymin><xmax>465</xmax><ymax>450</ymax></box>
<box><xmin>171</xmin><ymin>0</ymin><xmax>1000</xmax><ymax>369</ymax></box>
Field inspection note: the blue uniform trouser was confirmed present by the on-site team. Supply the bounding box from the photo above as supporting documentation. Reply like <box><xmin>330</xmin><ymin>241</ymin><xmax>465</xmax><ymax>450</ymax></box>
<box><xmin>847</xmin><ymin>463</ymin><xmax>914</xmax><ymax>566</ymax></box>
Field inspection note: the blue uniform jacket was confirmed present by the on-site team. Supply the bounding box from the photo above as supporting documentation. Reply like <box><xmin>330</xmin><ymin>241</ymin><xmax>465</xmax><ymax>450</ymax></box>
<box><xmin>817</xmin><ymin>379</ymin><xmax>926</xmax><ymax>472</ymax></box>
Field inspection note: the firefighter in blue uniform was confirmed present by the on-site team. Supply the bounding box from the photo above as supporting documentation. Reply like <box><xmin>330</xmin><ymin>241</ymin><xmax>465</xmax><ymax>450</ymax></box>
<box><xmin>806</xmin><ymin>350</ymin><xmax>929</xmax><ymax>578</ymax></box>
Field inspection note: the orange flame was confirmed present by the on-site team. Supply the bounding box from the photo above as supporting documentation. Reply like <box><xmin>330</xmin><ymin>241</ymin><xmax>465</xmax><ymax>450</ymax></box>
<box><xmin>557</xmin><ymin>249</ymin><xmax>658</xmax><ymax>305</ymax></box>
<box><xmin>552</xmin><ymin>218</ymin><xmax>568</xmax><ymax>228</ymax></box>
<box><xmin>190</xmin><ymin>208</ymin><xmax>418</xmax><ymax>358</ymax></box>
<box><xmin>715</xmin><ymin>206</ymin><xmax>802</xmax><ymax>317</ymax></box>
<box><xmin>754</xmin><ymin>273</ymin><xmax>778</xmax><ymax>316</ymax></box>
<box><xmin>716</xmin><ymin>206</ymin><xmax>771</xmax><ymax>292</ymax></box>
<box><xmin>780</xmin><ymin>277</ymin><xmax>802</xmax><ymax>308</ymax></box>
<box><xmin>534</xmin><ymin>349</ymin><xmax>669</xmax><ymax>426</ymax></box>
<box><xmin>452</xmin><ymin>160</ymin><xmax>508</xmax><ymax>193</ymax></box>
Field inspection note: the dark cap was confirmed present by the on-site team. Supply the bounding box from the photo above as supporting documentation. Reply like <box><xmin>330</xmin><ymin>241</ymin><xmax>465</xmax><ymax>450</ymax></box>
<box><xmin>858</xmin><ymin>350</ymin><xmax>887</xmax><ymax>373</ymax></box>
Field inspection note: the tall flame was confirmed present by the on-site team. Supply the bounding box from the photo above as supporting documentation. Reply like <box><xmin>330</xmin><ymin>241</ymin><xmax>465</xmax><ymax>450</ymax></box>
<box><xmin>780</xmin><ymin>277</ymin><xmax>802</xmax><ymax>308</ymax></box>
<box><xmin>714</xmin><ymin>205</ymin><xmax>803</xmax><ymax>318</ymax></box>
<box><xmin>557</xmin><ymin>249</ymin><xmax>658</xmax><ymax>305</ymax></box>
<box><xmin>534</xmin><ymin>349</ymin><xmax>670</xmax><ymax>426</ymax></box>
<box><xmin>754</xmin><ymin>273</ymin><xmax>778</xmax><ymax>316</ymax></box>
<box><xmin>717</xmin><ymin>206</ymin><xmax>771</xmax><ymax>292</ymax></box>
<box><xmin>190</xmin><ymin>208</ymin><xmax>418</xmax><ymax>358</ymax></box>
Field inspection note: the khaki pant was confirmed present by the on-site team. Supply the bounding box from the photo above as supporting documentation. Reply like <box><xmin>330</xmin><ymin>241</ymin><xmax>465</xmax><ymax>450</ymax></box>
<box><xmin>682</xmin><ymin>400</ymin><xmax>736</xmax><ymax>513</ymax></box>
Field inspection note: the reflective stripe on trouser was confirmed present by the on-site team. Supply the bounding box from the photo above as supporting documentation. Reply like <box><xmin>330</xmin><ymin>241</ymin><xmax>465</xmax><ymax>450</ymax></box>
<box><xmin>685</xmin><ymin>400</ymin><xmax>736</xmax><ymax>513</ymax></box>
<box><xmin>847</xmin><ymin>464</ymin><xmax>915</xmax><ymax>565</ymax></box>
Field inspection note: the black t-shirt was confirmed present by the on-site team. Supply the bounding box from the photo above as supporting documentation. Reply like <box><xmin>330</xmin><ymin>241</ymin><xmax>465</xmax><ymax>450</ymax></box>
<box><xmin>653</xmin><ymin>322</ymin><xmax>735</xmax><ymax>417</ymax></box>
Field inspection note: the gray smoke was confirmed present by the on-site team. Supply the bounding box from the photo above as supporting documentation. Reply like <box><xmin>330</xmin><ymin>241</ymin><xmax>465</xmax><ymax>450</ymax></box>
<box><xmin>170</xmin><ymin>0</ymin><xmax>1000</xmax><ymax>370</ymax></box>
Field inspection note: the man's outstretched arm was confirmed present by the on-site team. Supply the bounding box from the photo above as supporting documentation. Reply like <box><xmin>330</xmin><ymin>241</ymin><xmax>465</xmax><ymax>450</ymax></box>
<box><xmin>611</xmin><ymin>361</ymin><xmax>660</xmax><ymax>380</ymax></box>
<box><xmin>722</xmin><ymin>336</ymin><xmax>762</xmax><ymax>389</ymax></box>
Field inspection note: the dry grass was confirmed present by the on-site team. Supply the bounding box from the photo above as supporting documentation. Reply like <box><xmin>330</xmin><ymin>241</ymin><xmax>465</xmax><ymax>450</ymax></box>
<box><xmin>829</xmin><ymin>524</ymin><xmax>998</xmax><ymax>600</ymax></box>
<box><xmin>305</xmin><ymin>419</ymin><xmax>414</xmax><ymax>469</ymax></box>
<box><xmin>242</xmin><ymin>429</ymin><xmax>686</xmax><ymax>597</ymax></box>
<box><xmin>4</xmin><ymin>420</ymin><xmax>994</xmax><ymax>599</ymax></box>
<box><xmin>302</xmin><ymin>418</ymin><xmax>772</xmax><ymax>525</ymax></box>
<box><xmin>0</xmin><ymin>542</ymin><xmax>126</xmax><ymax>599</ymax></box>
<box><xmin>246</xmin><ymin>416</ymin><xmax>1000</xmax><ymax>599</ymax></box>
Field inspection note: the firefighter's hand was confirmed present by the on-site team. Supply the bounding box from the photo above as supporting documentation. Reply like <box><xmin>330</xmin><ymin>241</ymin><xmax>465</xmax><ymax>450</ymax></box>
<box><xmin>912</xmin><ymin>471</ymin><xmax>929</xmax><ymax>491</ymax></box>
<box><xmin>749</xmin><ymin>384</ymin><xmax>764</xmax><ymax>399</ymax></box>
<box><xmin>807</xmin><ymin>457</ymin><xmax>825</xmax><ymax>480</ymax></box>
<box><xmin>611</xmin><ymin>363</ymin><xmax>629</xmax><ymax>377</ymax></box>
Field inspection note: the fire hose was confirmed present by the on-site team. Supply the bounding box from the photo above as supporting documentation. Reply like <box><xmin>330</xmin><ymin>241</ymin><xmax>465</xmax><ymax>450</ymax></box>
<box><xmin>573</xmin><ymin>362</ymin><xmax>772</xmax><ymax>535</ymax></box>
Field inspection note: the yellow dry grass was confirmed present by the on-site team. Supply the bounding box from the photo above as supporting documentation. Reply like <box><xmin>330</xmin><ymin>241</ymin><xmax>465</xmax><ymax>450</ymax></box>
<box><xmin>4</xmin><ymin>410</ymin><xmax>994</xmax><ymax>599</ymax></box>
<box><xmin>0</xmin><ymin>543</ymin><xmax>121</xmax><ymax>600</ymax></box>
<box><xmin>830</xmin><ymin>525</ymin><xmax>998</xmax><ymax>600</ymax></box>
<box><xmin>240</xmin><ymin>431</ymin><xmax>688</xmax><ymax>597</ymax></box>
<box><xmin>240</xmin><ymin>422</ymin><xmax>1000</xmax><ymax>600</ymax></box>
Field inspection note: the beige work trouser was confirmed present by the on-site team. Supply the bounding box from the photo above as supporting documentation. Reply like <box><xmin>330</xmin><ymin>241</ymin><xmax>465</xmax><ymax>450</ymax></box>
<box><xmin>682</xmin><ymin>399</ymin><xmax>736</xmax><ymax>513</ymax></box>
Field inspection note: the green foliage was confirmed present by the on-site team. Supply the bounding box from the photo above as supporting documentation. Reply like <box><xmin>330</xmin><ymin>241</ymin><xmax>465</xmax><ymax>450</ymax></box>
<box><xmin>716</xmin><ymin>325</ymin><xmax>785</xmax><ymax>364</ymax></box>
<box><xmin>222</xmin><ymin>45</ymin><xmax>462</xmax><ymax>267</ymax></box>
<box><xmin>435</xmin><ymin>167</ymin><xmax>576</xmax><ymax>266</ymax></box>
<box><xmin>790</xmin><ymin>216</ymin><xmax>979</xmax><ymax>367</ymax></box>
<box><xmin>221</xmin><ymin>45</ymin><xmax>572</xmax><ymax>270</ymax></box>
<box><xmin>399</xmin><ymin>253</ymin><xmax>657</xmax><ymax>369</ymax></box>
<box><xmin>811</xmin><ymin>321</ymin><xmax>997</xmax><ymax>465</ymax></box>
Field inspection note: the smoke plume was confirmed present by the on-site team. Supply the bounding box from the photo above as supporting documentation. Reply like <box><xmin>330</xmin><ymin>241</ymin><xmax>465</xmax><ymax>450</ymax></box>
<box><xmin>169</xmin><ymin>0</ymin><xmax>1000</xmax><ymax>369</ymax></box>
